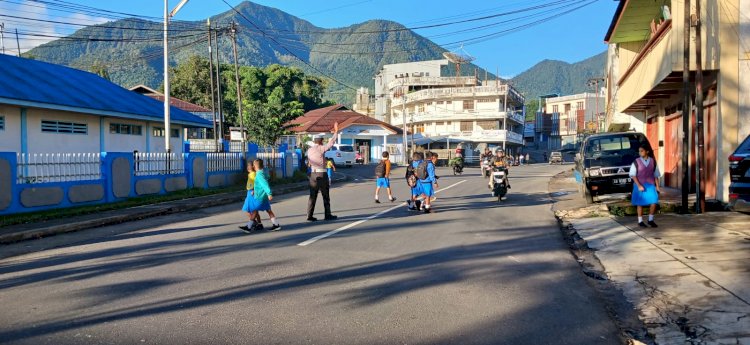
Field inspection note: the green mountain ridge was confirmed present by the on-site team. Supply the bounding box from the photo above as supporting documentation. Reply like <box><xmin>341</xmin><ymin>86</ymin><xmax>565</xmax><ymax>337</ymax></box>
<box><xmin>27</xmin><ymin>1</ymin><xmax>606</xmax><ymax>104</ymax></box>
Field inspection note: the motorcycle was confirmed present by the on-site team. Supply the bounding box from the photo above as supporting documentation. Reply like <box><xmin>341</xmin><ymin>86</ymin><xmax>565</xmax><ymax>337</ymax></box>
<box><xmin>450</xmin><ymin>157</ymin><xmax>464</xmax><ymax>175</ymax></box>
<box><xmin>491</xmin><ymin>166</ymin><xmax>509</xmax><ymax>202</ymax></box>
<box><xmin>481</xmin><ymin>158</ymin><xmax>491</xmax><ymax>178</ymax></box>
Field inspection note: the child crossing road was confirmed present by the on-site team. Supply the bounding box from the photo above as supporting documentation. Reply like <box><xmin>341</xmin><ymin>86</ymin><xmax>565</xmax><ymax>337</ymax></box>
<box><xmin>240</xmin><ymin>159</ymin><xmax>281</xmax><ymax>233</ymax></box>
<box><xmin>374</xmin><ymin>151</ymin><xmax>396</xmax><ymax>203</ymax></box>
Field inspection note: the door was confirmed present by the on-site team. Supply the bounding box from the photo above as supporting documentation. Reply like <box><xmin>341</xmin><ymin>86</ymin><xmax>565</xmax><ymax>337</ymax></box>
<box><xmin>664</xmin><ymin>114</ymin><xmax>683</xmax><ymax>188</ymax></box>
<box><xmin>355</xmin><ymin>139</ymin><xmax>372</xmax><ymax>164</ymax></box>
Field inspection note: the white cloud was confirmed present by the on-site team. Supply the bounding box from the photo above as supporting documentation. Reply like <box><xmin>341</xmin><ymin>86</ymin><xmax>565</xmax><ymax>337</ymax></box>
<box><xmin>0</xmin><ymin>0</ymin><xmax>109</xmax><ymax>54</ymax></box>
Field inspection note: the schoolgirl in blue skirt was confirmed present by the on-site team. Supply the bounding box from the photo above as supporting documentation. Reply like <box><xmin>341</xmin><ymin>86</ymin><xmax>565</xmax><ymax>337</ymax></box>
<box><xmin>629</xmin><ymin>144</ymin><xmax>661</xmax><ymax>228</ymax></box>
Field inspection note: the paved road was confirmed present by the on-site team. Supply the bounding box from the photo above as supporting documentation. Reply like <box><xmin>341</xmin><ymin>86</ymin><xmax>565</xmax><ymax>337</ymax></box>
<box><xmin>0</xmin><ymin>164</ymin><xmax>622</xmax><ymax>345</ymax></box>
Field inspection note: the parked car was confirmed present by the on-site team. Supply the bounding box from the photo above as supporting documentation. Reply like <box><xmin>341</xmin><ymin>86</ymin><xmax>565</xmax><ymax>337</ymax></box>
<box><xmin>325</xmin><ymin>144</ymin><xmax>356</xmax><ymax>168</ymax></box>
<box><xmin>574</xmin><ymin>132</ymin><xmax>649</xmax><ymax>203</ymax></box>
<box><xmin>729</xmin><ymin>134</ymin><xmax>750</xmax><ymax>212</ymax></box>
<box><xmin>549</xmin><ymin>152</ymin><xmax>563</xmax><ymax>164</ymax></box>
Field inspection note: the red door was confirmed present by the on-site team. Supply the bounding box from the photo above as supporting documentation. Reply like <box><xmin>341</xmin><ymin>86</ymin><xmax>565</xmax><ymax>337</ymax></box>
<box><xmin>664</xmin><ymin>114</ymin><xmax>683</xmax><ymax>188</ymax></box>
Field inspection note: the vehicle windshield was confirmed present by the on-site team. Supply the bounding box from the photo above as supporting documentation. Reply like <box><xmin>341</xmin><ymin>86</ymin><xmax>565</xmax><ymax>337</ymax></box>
<box><xmin>736</xmin><ymin>135</ymin><xmax>750</xmax><ymax>154</ymax></box>
<box><xmin>338</xmin><ymin>145</ymin><xmax>354</xmax><ymax>152</ymax></box>
<box><xmin>584</xmin><ymin>135</ymin><xmax>641</xmax><ymax>165</ymax></box>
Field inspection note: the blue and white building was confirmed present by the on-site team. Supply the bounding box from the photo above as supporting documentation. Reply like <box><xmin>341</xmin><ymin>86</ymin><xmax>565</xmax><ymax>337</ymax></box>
<box><xmin>0</xmin><ymin>54</ymin><xmax>211</xmax><ymax>154</ymax></box>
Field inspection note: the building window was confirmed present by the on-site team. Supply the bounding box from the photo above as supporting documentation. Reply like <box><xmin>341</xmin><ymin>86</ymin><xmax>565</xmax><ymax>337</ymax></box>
<box><xmin>552</xmin><ymin>105</ymin><xmax>559</xmax><ymax>113</ymax></box>
<box><xmin>577</xmin><ymin>101</ymin><xmax>584</xmax><ymax>110</ymax></box>
<box><xmin>41</xmin><ymin>120</ymin><xmax>87</xmax><ymax>134</ymax></box>
<box><xmin>437</xmin><ymin>101</ymin><xmax>444</xmax><ymax>105</ymax></box>
<box><xmin>436</xmin><ymin>121</ymin><xmax>445</xmax><ymax>126</ymax></box>
<box><xmin>153</xmin><ymin>127</ymin><xmax>180</xmax><ymax>138</ymax></box>
<box><xmin>476</xmin><ymin>121</ymin><xmax>499</xmax><ymax>130</ymax></box>
<box><xmin>477</xmin><ymin>98</ymin><xmax>496</xmax><ymax>103</ymax></box>
<box><xmin>0</xmin><ymin>116</ymin><xmax>4</xmax><ymax>130</ymax></box>
<box><xmin>564</xmin><ymin>103</ymin><xmax>571</xmax><ymax>113</ymax></box>
<box><xmin>462</xmin><ymin>100</ymin><xmax>474</xmax><ymax>111</ymax></box>
<box><xmin>445</xmin><ymin>101</ymin><xmax>452</xmax><ymax>105</ymax></box>
<box><xmin>110</xmin><ymin>123</ymin><xmax>142</xmax><ymax>135</ymax></box>
<box><xmin>417</xmin><ymin>103</ymin><xmax>425</xmax><ymax>113</ymax></box>
<box><xmin>460</xmin><ymin>121</ymin><xmax>473</xmax><ymax>132</ymax></box>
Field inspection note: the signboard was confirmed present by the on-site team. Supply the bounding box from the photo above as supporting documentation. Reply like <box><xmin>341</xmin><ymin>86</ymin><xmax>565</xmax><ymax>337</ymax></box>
<box><xmin>229</xmin><ymin>127</ymin><xmax>245</xmax><ymax>141</ymax></box>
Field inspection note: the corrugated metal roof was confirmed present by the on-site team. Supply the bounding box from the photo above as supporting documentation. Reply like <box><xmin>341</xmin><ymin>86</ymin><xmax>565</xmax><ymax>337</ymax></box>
<box><xmin>0</xmin><ymin>55</ymin><xmax>211</xmax><ymax>128</ymax></box>
<box><xmin>289</xmin><ymin>104</ymin><xmax>403</xmax><ymax>134</ymax></box>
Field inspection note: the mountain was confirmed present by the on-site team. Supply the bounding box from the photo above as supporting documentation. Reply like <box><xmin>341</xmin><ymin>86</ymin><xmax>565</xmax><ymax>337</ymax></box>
<box><xmin>27</xmin><ymin>1</ymin><xmax>488</xmax><ymax>104</ymax></box>
<box><xmin>27</xmin><ymin>1</ymin><xmax>605</xmax><ymax>105</ymax></box>
<box><xmin>510</xmin><ymin>52</ymin><xmax>607</xmax><ymax>99</ymax></box>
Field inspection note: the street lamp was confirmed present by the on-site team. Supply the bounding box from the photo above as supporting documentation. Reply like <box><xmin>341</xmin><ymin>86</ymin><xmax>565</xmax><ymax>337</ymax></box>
<box><xmin>163</xmin><ymin>0</ymin><xmax>190</xmax><ymax>154</ymax></box>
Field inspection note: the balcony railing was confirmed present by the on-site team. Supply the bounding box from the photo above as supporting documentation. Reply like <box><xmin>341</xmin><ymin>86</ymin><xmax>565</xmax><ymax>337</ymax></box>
<box><xmin>388</xmin><ymin>76</ymin><xmax>477</xmax><ymax>90</ymax></box>
<box><xmin>422</xmin><ymin>130</ymin><xmax>524</xmax><ymax>144</ymax></box>
<box><xmin>392</xmin><ymin>85</ymin><xmax>524</xmax><ymax>106</ymax></box>
<box><xmin>391</xmin><ymin>110</ymin><xmax>525</xmax><ymax>125</ymax></box>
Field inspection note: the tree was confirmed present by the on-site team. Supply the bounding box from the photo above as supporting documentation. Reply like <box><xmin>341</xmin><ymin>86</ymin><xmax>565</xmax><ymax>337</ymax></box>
<box><xmin>525</xmin><ymin>99</ymin><xmax>540</xmax><ymax>122</ymax></box>
<box><xmin>242</xmin><ymin>101</ymin><xmax>304</xmax><ymax>177</ymax></box>
<box><xmin>169</xmin><ymin>56</ymin><xmax>214</xmax><ymax>109</ymax></box>
<box><xmin>89</xmin><ymin>61</ymin><xmax>111</xmax><ymax>80</ymax></box>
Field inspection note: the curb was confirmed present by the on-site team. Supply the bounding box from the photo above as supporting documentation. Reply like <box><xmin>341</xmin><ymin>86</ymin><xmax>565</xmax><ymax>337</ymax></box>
<box><xmin>0</xmin><ymin>175</ymin><xmax>347</xmax><ymax>244</ymax></box>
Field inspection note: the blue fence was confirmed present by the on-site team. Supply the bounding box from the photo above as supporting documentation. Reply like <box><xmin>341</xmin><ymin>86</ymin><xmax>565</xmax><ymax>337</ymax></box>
<box><xmin>0</xmin><ymin>143</ymin><xmax>298</xmax><ymax>215</ymax></box>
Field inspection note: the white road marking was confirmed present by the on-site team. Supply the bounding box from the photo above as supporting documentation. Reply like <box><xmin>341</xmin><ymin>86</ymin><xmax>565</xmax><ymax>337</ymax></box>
<box><xmin>297</xmin><ymin>180</ymin><xmax>467</xmax><ymax>246</ymax></box>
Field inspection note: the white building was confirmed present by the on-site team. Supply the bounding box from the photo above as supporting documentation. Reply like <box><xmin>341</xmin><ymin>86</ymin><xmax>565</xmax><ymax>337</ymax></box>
<box><xmin>545</xmin><ymin>92</ymin><xmax>605</xmax><ymax>149</ymax></box>
<box><xmin>375</xmin><ymin>59</ymin><xmax>525</xmax><ymax>154</ymax></box>
<box><xmin>0</xmin><ymin>55</ymin><xmax>210</xmax><ymax>155</ymax></box>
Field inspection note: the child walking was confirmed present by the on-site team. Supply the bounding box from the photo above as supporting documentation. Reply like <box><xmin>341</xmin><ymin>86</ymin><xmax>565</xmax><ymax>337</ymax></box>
<box><xmin>326</xmin><ymin>158</ymin><xmax>336</xmax><ymax>185</ymax></box>
<box><xmin>419</xmin><ymin>151</ymin><xmax>437</xmax><ymax>213</ymax></box>
<box><xmin>374</xmin><ymin>151</ymin><xmax>396</xmax><ymax>203</ymax></box>
<box><xmin>240</xmin><ymin>159</ymin><xmax>281</xmax><ymax>233</ymax></box>
<box><xmin>406</xmin><ymin>152</ymin><xmax>424</xmax><ymax>211</ymax></box>
<box><xmin>240</xmin><ymin>161</ymin><xmax>263</xmax><ymax>231</ymax></box>
<box><xmin>629</xmin><ymin>144</ymin><xmax>661</xmax><ymax>228</ymax></box>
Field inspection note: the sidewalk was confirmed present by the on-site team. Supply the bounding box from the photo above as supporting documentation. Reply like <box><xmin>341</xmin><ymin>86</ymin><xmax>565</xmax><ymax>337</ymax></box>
<box><xmin>0</xmin><ymin>174</ymin><xmax>347</xmax><ymax>244</ymax></box>
<box><xmin>551</xmin><ymin>170</ymin><xmax>750</xmax><ymax>344</ymax></box>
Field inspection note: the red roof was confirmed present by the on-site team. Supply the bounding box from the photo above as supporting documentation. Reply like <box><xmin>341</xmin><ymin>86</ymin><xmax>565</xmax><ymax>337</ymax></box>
<box><xmin>289</xmin><ymin>104</ymin><xmax>403</xmax><ymax>134</ymax></box>
<box><xmin>129</xmin><ymin>85</ymin><xmax>211</xmax><ymax>113</ymax></box>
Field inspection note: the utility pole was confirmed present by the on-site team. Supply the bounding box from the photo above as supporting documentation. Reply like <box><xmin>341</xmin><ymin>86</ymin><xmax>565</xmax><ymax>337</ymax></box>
<box><xmin>214</xmin><ymin>27</ymin><xmax>224</xmax><ymax>144</ymax></box>
<box><xmin>401</xmin><ymin>81</ymin><xmax>408</xmax><ymax>165</ymax></box>
<box><xmin>163</xmin><ymin>0</ymin><xmax>171</xmax><ymax>156</ymax></box>
<box><xmin>1</xmin><ymin>23</ymin><xmax>5</xmax><ymax>55</ymax></box>
<box><xmin>694</xmin><ymin>0</ymin><xmax>705</xmax><ymax>213</ymax></box>
<box><xmin>207</xmin><ymin>19</ymin><xmax>218</xmax><ymax>152</ymax></box>
<box><xmin>15</xmin><ymin>28</ymin><xmax>20</xmax><ymax>56</ymax></box>
<box><xmin>681</xmin><ymin>0</ymin><xmax>691</xmax><ymax>214</ymax></box>
<box><xmin>230</xmin><ymin>22</ymin><xmax>246</xmax><ymax>158</ymax></box>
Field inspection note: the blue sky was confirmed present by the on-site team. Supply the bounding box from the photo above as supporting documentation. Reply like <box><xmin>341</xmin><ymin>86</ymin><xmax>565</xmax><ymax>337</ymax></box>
<box><xmin>1</xmin><ymin>0</ymin><xmax>618</xmax><ymax>76</ymax></box>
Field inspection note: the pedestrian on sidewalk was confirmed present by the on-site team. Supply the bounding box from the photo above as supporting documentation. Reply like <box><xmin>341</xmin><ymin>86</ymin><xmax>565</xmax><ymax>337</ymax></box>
<box><xmin>525</xmin><ymin>153</ymin><xmax>530</xmax><ymax>165</ymax></box>
<box><xmin>240</xmin><ymin>161</ymin><xmax>263</xmax><ymax>231</ymax></box>
<box><xmin>374</xmin><ymin>151</ymin><xmax>396</xmax><ymax>203</ymax></box>
<box><xmin>519</xmin><ymin>154</ymin><xmax>525</xmax><ymax>166</ymax></box>
<box><xmin>240</xmin><ymin>159</ymin><xmax>281</xmax><ymax>233</ymax></box>
<box><xmin>630</xmin><ymin>144</ymin><xmax>661</xmax><ymax>228</ymax></box>
<box><xmin>326</xmin><ymin>158</ymin><xmax>336</xmax><ymax>185</ymax></box>
<box><xmin>306</xmin><ymin>123</ymin><xmax>339</xmax><ymax>222</ymax></box>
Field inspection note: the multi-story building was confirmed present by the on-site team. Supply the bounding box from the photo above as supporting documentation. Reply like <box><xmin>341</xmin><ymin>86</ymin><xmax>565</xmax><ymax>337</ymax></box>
<box><xmin>352</xmin><ymin>87</ymin><xmax>375</xmax><ymax>117</ymax></box>
<box><xmin>545</xmin><ymin>92</ymin><xmax>605</xmax><ymax>149</ymax></box>
<box><xmin>603</xmin><ymin>0</ymin><xmax>750</xmax><ymax>203</ymax></box>
<box><xmin>375</xmin><ymin>59</ymin><xmax>525</xmax><ymax>154</ymax></box>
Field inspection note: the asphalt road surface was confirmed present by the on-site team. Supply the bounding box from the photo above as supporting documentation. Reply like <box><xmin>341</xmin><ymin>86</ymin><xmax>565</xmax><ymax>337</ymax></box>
<box><xmin>0</xmin><ymin>164</ymin><xmax>621</xmax><ymax>345</ymax></box>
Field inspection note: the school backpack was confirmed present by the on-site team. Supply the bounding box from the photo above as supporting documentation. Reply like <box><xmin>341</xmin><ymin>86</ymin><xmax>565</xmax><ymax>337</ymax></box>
<box><xmin>374</xmin><ymin>160</ymin><xmax>386</xmax><ymax>178</ymax></box>
<box><xmin>415</xmin><ymin>161</ymin><xmax>429</xmax><ymax>180</ymax></box>
<box><xmin>405</xmin><ymin>162</ymin><xmax>417</xmax><ymax>187</ymax></box>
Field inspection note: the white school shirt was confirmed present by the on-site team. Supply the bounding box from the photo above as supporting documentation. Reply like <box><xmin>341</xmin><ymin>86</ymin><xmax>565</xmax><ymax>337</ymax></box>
<box><xmin>628</xmin><ymin>157</ymin><xmax>661</xmax><ymax>178</ymax></box>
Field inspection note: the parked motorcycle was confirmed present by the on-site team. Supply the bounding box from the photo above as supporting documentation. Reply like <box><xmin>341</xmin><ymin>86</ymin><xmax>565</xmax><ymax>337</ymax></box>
<box><xmin>491</xmin><ymin>166</ymin><xmax>509</xmax><ymax>202</ymax></box>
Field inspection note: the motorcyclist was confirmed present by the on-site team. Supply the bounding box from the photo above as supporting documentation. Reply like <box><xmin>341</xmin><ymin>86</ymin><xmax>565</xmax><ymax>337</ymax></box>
<box><xmin>454</xmin><ymin>143</ymin><xmax>465</xmax><ymax>169</ymax></box>
<box><xmin>488</xmin><ymin>149</ymin><xmax>511</xmax><ymax>190</ymax></box>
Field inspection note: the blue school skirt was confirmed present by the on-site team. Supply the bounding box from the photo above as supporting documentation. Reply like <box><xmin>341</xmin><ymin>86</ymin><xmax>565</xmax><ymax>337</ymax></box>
<box><xmin>411</xmin><ymin>183</ymin><xmax>424</xmax><ymax>196</ymax></box>
<box><xmin>242</xmin><ymin>190</ymin><xmax>271</xmax><ymax>212</ymax></box>
<box><xmin>631</xmin><ymin>183</ymin><xmax>659</xmax><ymax>206</ymax></box>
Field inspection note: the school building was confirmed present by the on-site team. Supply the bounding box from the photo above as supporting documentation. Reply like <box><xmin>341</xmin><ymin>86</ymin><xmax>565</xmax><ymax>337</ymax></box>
<box><xmin>0</xmin><ymin>54</ymin><xmax>211</xmax><ymax>155</ymax></box>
